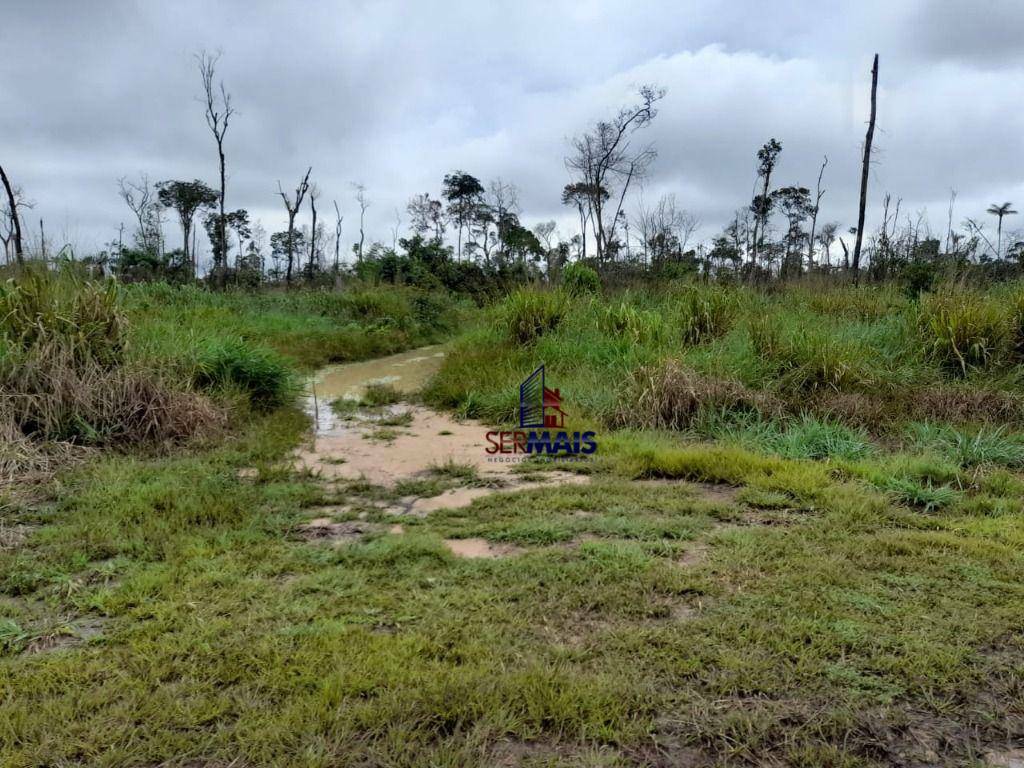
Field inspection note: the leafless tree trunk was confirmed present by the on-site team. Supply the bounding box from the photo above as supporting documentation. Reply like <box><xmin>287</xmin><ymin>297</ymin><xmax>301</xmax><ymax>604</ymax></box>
<box><xmin>197</xmin><ymin>51</ymin><xmax>233</xmax><ymax>289</ymax></box>
<box><xmin>807</xmin><ymin>155</ymin><xmax>827</xmax><ymax>269</ymax></box>
<box><xmin>277</xmin><ymin>167</ymin><xmax>312</xmax><ymax>286</ymax></box>
<box><xmin>945</xmin><ymin>189</ymin><xmax>957</xmax><ymax>255</ymax></box>
<box><xmin>852</xmin><ymin>54</ymin><xmax>878</xmax><ymax>284</ymax></box>
<box><xmin>0</xmin><ymin>164</ymin><xmax>24</xmax><ymax>264</ymax></box>
<box><xmin>308</xmin><ymin>185</ymin><xmax>319</xmax><ymax>280</ymax></box>
<box><xmin>332</xmin><ymin>200</ymin><xmax>343</xmax><ymax>272</ymax></box>
<box><xmin>353</xmin><ymin>183</ymin><xmax>368</xmax><ymax>262</ymax></box>
<box><xmin>391</xmin><ymin>207</ymin><xmax>401</xmax><ymax>251</ymax></box>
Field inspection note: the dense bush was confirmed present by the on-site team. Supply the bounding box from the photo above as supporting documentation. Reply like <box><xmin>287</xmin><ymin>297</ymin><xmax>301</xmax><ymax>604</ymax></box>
<box><xmin>192</xmin><ymin>338</ymin><xmax>294</xmax><ymax>410</ymax></box>
<box><xmin>562</xmin><ymin>262</ymin><xmax>601</xmax><ymax>296</ymax></box>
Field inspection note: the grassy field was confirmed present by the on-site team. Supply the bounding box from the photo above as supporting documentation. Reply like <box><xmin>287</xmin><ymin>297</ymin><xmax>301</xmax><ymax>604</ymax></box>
<box><xmin>3</xmin><ymin>274</ymin><xmax>1024</xmax><ymax>766</ymax></box>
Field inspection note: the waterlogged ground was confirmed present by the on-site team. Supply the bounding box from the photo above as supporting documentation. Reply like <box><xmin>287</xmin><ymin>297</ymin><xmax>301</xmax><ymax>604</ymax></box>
<box><xmin>4</xmin><ymin>347</ymin><xmax>1024</xmax><ymax>766</ymax></box>
<box><xmin>311</xmin><ymin>345</ymin><xmax>446</xmax><ymax>402</ymax></box>
<box><xmin>298</xmin><ymin>347</ymin><xmax>591</xmax><ymax>544</ymax></box>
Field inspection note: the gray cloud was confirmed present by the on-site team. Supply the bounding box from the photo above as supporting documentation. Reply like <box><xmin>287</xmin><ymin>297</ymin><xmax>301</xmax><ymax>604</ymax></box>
<box><xmin>2</xmin><ymin>0</ymin><xmax>1023</xmax><ymax>258</ymax></box>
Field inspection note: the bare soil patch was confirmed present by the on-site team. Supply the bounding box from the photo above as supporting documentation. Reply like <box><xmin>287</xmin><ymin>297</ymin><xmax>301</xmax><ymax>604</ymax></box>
<box><xmin>297</xmin><ymin>518</ymin><xmax>382</xmax><ymax>544</ymax></box>
<box><xmin>443</xmin><ymin>537</ymin><xmax>524</xmax><ymax>559</ymax></box>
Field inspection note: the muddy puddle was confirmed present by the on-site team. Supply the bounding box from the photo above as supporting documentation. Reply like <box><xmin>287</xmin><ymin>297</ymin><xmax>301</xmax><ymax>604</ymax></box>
<box><xmin>297</xmin><ymin>345</ymin><xmax>590</xmax><ymax>509</ymax></box>
<box><xmin>307</xmin><ymin>346</ymin><xmax>445</xmax><ymax>430</ymax></box>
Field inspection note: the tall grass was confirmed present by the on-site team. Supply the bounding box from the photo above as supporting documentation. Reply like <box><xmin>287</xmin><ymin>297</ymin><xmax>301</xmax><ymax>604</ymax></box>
<box><xmin>0</xmin><ymin>268</ymin><xmax>125</xmax><ymax>365</ymax></box>
<box><xmin>191</xmin><ymin>338</ymin><xmax>294</xmax><ymax>410</ymax></box>
<box><xmin>918</xmin><ymin>286</ymin><xmax>1010</xmax><ymax>375</ymax></box>
<box><xmin>429</xmin><ymin>279</ymin><xmax>1024</xmax><ymax>436</ymax></box>
<box><xmin>906</xmin><ymin>422</ymin><xmax>1024</xmax><ymax>469</ymax></box>
<box><xmin>0</xmin><ymin>271</ymin><xmax>224</xmax><ymax>481</ymax></box>
<box><xmin>676</xmin><ymin>284</ymin><xmax>738</xmax><ymax>344</ymax></box>
<box><xmin>497</xmin><ymin>287</ymin><xmax>569</xmax><ymax>344</ymax></box>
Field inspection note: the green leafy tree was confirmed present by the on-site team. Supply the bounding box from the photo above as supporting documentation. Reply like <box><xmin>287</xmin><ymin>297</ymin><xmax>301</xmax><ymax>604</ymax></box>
<box><xmin>156</xmin><ymin>179</ymin><xmax>218</xmax><ymax>278</ymax></box>
<box><xmin>750</xmin><ymin>139</ymin><xmax>782</xmax><ymax>270</ymax></box>
<box><xmin>442</xmin><ymin>171</ymin><xmax>484</xmax><ymax>260</ymax></box>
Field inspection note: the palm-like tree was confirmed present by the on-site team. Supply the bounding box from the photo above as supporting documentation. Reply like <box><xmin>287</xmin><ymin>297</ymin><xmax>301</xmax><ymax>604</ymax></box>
<box><xmin>987</xmin><ymin>202</ymin><xmax>1018</xmax><ymax>258</ymax></box>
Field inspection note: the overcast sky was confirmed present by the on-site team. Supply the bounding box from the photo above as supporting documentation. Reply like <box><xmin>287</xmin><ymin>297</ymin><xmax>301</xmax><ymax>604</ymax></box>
<box><xmin>3</xmin><ymin>0</ymin><xmax>1024</xmax><ymax>260</ymax></box>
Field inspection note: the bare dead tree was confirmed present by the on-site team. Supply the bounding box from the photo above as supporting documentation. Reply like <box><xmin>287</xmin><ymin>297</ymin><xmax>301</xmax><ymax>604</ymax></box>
<box><xmin>964</xmin><ymin>218</ymin><xmax>997</xmax><ymax>260</ymax></box>
<box><xmin>633</xmin><ymin>193</ymin><xmax>699</xmax><ymax>269</ymax></box>
<box><xmin>276</xmin><ymin>167</ymin><xmax>312</xmax><ymax>286</ymax></box>
<box><xmin>353</xmin><ymin>183</ymin><xmax>369</xmax><ymax>263</ymax></box>
<box><xmin>307</xmin><ymin>185</ymin><xmax>319</xmax><ymax>280</ymax></box>
<box><xmin>0</xmin><ymin>164</ymin><xmax>25</xmax><ymax>264</ymax></box>
<box><xmin>945</xmin><ymin>189</ymin><xmax>957</xmax><ymax>256</ymax></box>
<box><xmin>332</xmin><ymin>200</ymin><xmax>343</xmax><ymax>272</ymax></box>
<box><xmin>852</xmin><ymin>54</ymin><xmax>878</xmax><ymax>284</ymax></box>
<box><xmin>391</xmin><ymin>207</ymin><xmax>402</xmax><ymax>251</ymax></box>
<box><xmin>118</xmin><ymin>174</ymin><xmax>162</xmax><ymax>253</ymax></box>
<box><xmin>197</xmin><ymin>50</ymin><xmax>234</xmax><ymax>288</ymax></box>
<box><xmin>807</xmin><ymin>155</ymin><xmax>827</xmax><ymax>269</ymax></box>
<box><xmin>566</xmin><ymin>85</ymin><xmax>665</xmax><ymax>266</ymax></box>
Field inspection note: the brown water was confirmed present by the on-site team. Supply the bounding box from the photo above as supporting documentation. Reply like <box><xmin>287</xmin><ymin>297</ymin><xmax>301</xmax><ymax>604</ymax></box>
<box><xmin>297</xmin><ymin>345</ymin><xmax>590</xmax><ymax>509</ymax></box>
<box><xmin>311</xmin><ymin>346</ymin><xmax>445</xmax><ymax>402</ymax></box>
<box><xmin>306</xmin><ymin>345</ymin><xmax>445</xmax><ymax>432</ymax></box>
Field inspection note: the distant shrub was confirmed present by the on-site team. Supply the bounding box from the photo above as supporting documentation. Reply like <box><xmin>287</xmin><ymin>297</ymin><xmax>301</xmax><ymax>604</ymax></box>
<box><xmin>562</xmin><ymin>263</ymin><xmax>600</xmax><ymax>296</ymax></box>
<box><xmin>918</xmin><ymin>287</ymin><xmax>1009</xmax><ymax>375</ymax></box>
<box><xmin>898</xmin><ymin>260</ymin><xmax>941</xmax><ymax>297</ymax></box>
<box><xmin>335</xmin><ymin>286</ymin><xmax>416</xmax><ymax>329</ymax></box>
<box><xmin>193</xmin><ymin>338</ymin><xmax>294</xmax><ymax>410</ymax></box>
<box><xmin>677</xmin><ymin>285</ymin><xmax>737</xmax><ymax>345</ymax></box>
<box><xmin>498</xmin><ymin>288</ymin><xmax>569</xmax><ymax>344</ymax></box>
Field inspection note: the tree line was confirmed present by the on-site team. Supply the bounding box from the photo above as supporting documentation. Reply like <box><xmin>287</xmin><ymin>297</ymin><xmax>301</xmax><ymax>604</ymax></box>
<box><xmin>2</xmin><ymin>51</ymin><xmax>1021</xmax><ymax>290</ymax></box>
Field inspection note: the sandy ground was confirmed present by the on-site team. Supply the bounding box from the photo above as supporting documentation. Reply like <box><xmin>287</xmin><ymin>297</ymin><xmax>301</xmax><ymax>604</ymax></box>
<box><xmin>297</xmin><ymin>404</ymin><xmax>531</xmax><ymax>486</ymax></box>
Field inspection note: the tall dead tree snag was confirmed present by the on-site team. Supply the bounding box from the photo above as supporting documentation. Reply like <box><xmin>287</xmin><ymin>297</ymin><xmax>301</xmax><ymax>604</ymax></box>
<box><xmin>0</xmin><ymin>164</ymin><xmax>24</xmax><ymax>264</ymax></box>
<box><xmin>277</xmin><ymin>167</ymin><xmax>312</xmax><ymax>286</ymax></box>
<box><xmin>197</xmin><ymin>51</ymin><xmax>233</xmax><ymax>289</ymax></box>
<box><xmin>852</xmin><ymin>54</ymin><xmax>878</xmax><ymax>284</ymax></box>
<box><xmin>307</xmin><ymin>185</ymin><xmax>319</xmax><ymax>279</ymax></box>
<box><xmin>807</xmin><ymin>155</ymin><xmax>827</xmax><ymax>269</ymax></box>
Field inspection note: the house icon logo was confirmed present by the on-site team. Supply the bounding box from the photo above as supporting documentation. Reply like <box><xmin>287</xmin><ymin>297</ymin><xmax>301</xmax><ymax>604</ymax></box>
<box><xmin>519</xmin><ymin>365</ymin><xmax>567</xmax><ymax>429</ymax></box>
